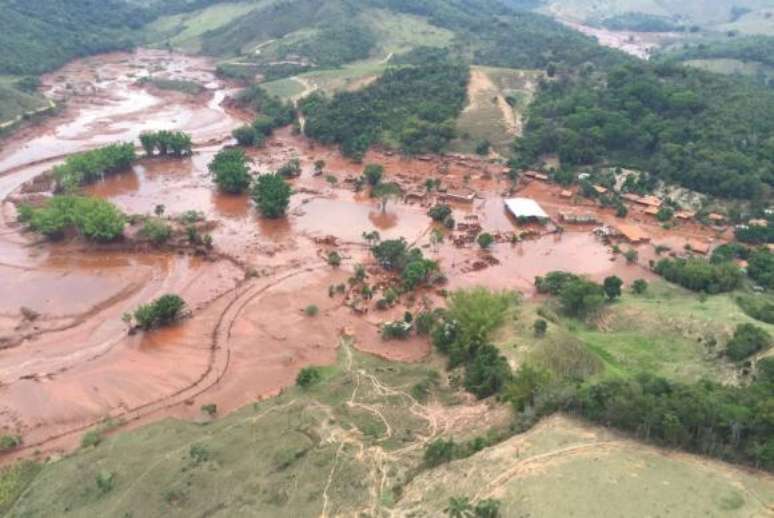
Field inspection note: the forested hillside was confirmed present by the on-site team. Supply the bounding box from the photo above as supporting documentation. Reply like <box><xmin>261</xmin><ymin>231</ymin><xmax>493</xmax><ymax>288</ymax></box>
<box><xmin>517</xmin><ymin>63</ymin><xmax>774</xmax><ymax>199</ymax></box>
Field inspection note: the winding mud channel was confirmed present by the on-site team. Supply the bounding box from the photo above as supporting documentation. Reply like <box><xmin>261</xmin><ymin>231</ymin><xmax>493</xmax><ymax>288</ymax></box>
<box><xmin>0</xmin><ymin>49</ymin><xmax>680</xmax><ymax>461</ymax></box>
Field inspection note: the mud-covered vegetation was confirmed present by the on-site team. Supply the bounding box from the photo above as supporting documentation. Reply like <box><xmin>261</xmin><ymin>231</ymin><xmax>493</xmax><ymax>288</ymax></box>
<box><xmin>139</xmin><ymin>131</ymin><xmax>192</xmax><ymax>157</ymax></box>
<box><xmin>518</xmin><ymin>63</ymin><xmax>774</xmax><ymax>199</ymax></box>
<box><xmin>52</xmin><ymin>143</ymin><xmax>136</xmax><ymax>191</ymax></box>
<box><xmin>131</xmin><ymin>294</ymin><xmax>186</xmax><ymax>331</ymax></box>
<box><xmin>19</xmin><ymin>195</ymin><xmax>126</xmax><ymax>242</ymax></box>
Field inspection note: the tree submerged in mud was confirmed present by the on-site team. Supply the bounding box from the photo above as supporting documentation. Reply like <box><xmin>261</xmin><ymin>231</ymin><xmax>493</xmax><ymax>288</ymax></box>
<box><xmin>139</xmin><ymin>131</ymin><xmax>193</xmax><ymax>158</ymax></box>
<box><xmin>252</xmin><ymin>173</ymin><xmax>292</xmax><ymax>219</ymax></box>
<box><xmin>130</xmin><ymin>294</ymin><xmax>186</xmax><ymax>331</ymax></box>
<box><xmin>209</xmin><ymin>148</ymin><xmax>252</xmax><ymax>194</ymax></box>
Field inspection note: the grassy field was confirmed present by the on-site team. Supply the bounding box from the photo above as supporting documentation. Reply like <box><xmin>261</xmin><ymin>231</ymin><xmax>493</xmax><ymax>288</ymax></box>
<box><xmin>144</xmin><ymin>2</ymin><xmax>268</xmax><ymax>52</ymax></box>
<box><xmin>0</xmin><ymin>344</ymin><xmax>506</xmax><ymax>517</ymax></box>
<box><xmin>397</xmin><ymin>414</ymin><xmax>774</xmax><ymax>517</ymax></box>
<box><xmin>361</xmin><ymin>8</ymin><xmax>454</xmax><ymax>56</ymax></box>
<box><xmin>451</xmin><ymin>66</ymin><xmax>540</xmax><ymax>155</ymax></box>
<box><xmin>493</xmin><ymin>281</ymin><xmax>772</xmax><ymax>384</ymax></box>
<box><xmin>261</xmin><ymin>59</ymin><xmax>389</xmax><ymax>100</ymax></box>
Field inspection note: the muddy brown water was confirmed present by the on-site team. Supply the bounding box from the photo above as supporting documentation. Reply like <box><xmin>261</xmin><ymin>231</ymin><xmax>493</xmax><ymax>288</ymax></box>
<box><xmin>0</xmin><ymin>50</ymin><xmax>720</xmax><ymax>461</ymax></box>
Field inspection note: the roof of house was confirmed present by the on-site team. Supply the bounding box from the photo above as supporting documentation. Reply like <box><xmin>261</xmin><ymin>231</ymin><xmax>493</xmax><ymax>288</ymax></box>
<box><xmin>593</xmin><ymin>185</ymin><xmax>608</xmax><ymax>194</ymax></box>
<box><xmin>708</xmin><ymin>213</ymin><xmax>725</xmax><ymax>221</ymax></box>
<box><xmin>676</xmin><ymin>211</ymin><xmax>695</xmax><ymax>220</ymax></box>
<box><xmin>749</xmin><ymin>219</ymin><xmax>768</xmax><ymax>227</ymax></box>
<box><xmin>560</xmin><ymin>190</ymin><xmax>573</xmax><ymax>198</ymax></box>
<box><xmin>687</xmin><ymin>240</ymin><xmax>710</xmax><ymax>254</ymax></box>
<box><xmin>616</xmin><ymin>223</ymin><xmax>649</xmax><ymax>243</ymax></box>
<box><xmin>645</xmin><ymin>206</ymin><xmax>659</xmax><ymax>215</ymax></box>
<box><xmin>504</xmin><ymin>198</ymin><xmax>549</xmax><ymax>220</ymax></box>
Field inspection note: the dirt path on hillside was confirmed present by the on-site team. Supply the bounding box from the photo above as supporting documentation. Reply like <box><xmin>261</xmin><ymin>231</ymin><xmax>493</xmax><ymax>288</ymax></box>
<box><xmin>464</xmin><ymin>69</ymin><xmax>518</xmax><ymax>135</ymax></box>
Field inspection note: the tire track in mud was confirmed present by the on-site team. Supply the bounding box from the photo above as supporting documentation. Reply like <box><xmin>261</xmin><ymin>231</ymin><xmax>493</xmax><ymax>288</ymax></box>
<box><xmin>5</xmin><ymin>264</ymin><xmax>325</xmax><ymax>458</ymax></box>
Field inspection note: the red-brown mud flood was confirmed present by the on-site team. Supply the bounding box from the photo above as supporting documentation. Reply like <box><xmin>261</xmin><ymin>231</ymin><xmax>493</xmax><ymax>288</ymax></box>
<box><xmin>0</xmin><ymin>50</ymin><xmax>723</xmax><ymax>461</ymax></box>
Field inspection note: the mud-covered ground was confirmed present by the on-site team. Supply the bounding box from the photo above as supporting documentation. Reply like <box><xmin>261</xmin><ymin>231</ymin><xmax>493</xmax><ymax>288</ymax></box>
<box><xmin>0</xmin><ymin>49</ymin><xmax>725</xmax><ymax>462</ymax></box>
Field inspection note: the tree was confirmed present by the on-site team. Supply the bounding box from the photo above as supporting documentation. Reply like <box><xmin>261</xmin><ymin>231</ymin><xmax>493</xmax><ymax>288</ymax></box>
<box><xmin>475</xmin><ymin>140</ymin><xmax>491</xmax><ymax>155</ymax></box>
<box><xmin>373</xmin><ymin>182</ymin><xmax>402</xmax><ymax>213</ymax></box>
<box><xmin>428</xmin><ymin>204</ymin><xmax>452</xmax><ymax>222</ymax></box>
<box><xmin>363</xmin><ymin>164</ymin><xmax>384</xmax><ymax>186</ymax></box>
<box><xmin>603</xmin><ymin>276</ymin><xmax>623</xmax><ymax>301</ymax></box>
<box><xmin>252</xmin><ymin>174</ymin><xmax>292</xmax><ymax>218</ymax></box>
<box><xmin>232</xmin><ymin>125</ymin><xmax>258</xmax><ymax>146</ymax></box>
<box><xmin>314</xmin><ymin>160</ymin><xmax>326</xmax><ymax>175</ymax></box>
<box><xmin>296</xmin><ymin>366</ymin><xmax>323</xmax><ymax>388</ymax></box>
<box><xmin>534</xmin><ymin>318</ymin><xmax>548</xmax><ymax>337</ymax></box>
<box><xmin>133</xmin><ymin>294</ymin><xmax>185</xmax><ymax>330</ymax></box>
<box><xmin>277</xmin><ymin>158</ymin><xmax>301</xmax><ymax>178</ymax></box>
<box><xmin>560</xmin><ymin>279</ymin><xmax>604</xmax><ymax>317</ymax></box>
<box><xmin>477</xmin><ymin>233</ymin><xmax>494</xmax><ymax>249</ymax></box>
<box><xmin>463</xmin><ymin>344</ymin><xmax>512</xmax><ymax>399</ymax></box>
<box><xmin>209</xmin><ymin>148</ymin><xmax>252</xmax><ymax>194</ymax></box>
<box><xmin>371</xmin><ymin>238</ymin><xmax>410</xmax><ymax>271</ymax></box>
<box><xmin>624</xmin><ymin>249</ymin><xmax>638</xmax><ymax>264</ymax></box>
<box><xmin>656</xmin><ymin>207</ymin><xmax>674</xmax><ymax>222</ymax></box>
<box><xmin>445</xmin><ymin>496</ymin><xmax>474</xmax><ymax>518</ymax></box>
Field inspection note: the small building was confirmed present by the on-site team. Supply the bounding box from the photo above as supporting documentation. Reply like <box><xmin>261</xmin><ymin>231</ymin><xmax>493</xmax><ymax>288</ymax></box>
<box><xmin>525</xmin><ymin>170</ymin><xmax>549</xmax><ymax>181</ymax></box>
<box><xmin>708</xmin><ymin>213</ymin><xmax>726</xmax><ymax>223</ymax></box>
<box><xmin>687</xmin><ymin>240</ymin><xmax>710</xmax><ymax>255</ymax></box>
<box><xmin>560</xmin><ymin>212</ymin><xmax>597</xmax><ymax>224</ymax></box>
<box><xmin>442</xmin><ymin>189</ymin><xmax>477</xmax><ymax>203</ymax></box>
<box><xmin>616</xmin><ymin>223</ymin><xmax>650</xmax><ymax>244</ymax></box>
<box><xmin>560</xmin><ymin>190</ymin><xmax>573</xmax><ymax>199</ymax></box>
<box><xmin>504</xmin><ymin>198</ymin><xmax>550</xmax><ymax>223</ymax></box>
<box><xmin>622</xmin><ymin>193</ymin><xmax>662</xmax><ymax>208</ymax></box>
<box><xmin>749</xmin><ymin>219</ymin><xmax>768</xmax><ymax>227</ymax></box>
<box><xmin>644</xmin><ymin>206</ymin><xmax>659</xmax><ymax>216</ymax></box>
<box><xmin>593</xmin><ymin>185</ymin><xmax>608</xmax><ymax>195</ymax></box>
<box><xmin>675</xmin><ymin>211</ymin><xmax>695</xmax><ymax>220</ymax></box>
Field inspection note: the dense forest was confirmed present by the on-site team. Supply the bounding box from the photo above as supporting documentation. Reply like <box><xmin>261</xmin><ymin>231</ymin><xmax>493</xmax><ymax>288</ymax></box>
<box><xmin>0</xmin><ymin>0</ymin><xmax>217</xmax><ymax>75</ymax></box>
<box><xmin>517</xmin><ymin>63</ymin><xmax>774</xmax><ymax>199</ymax></box>
<box><xmin>664</xmin><ymin>35</ymin><xmax>774</xmax><ymax>68</ymax></box>
<box><xmin>599</xmin><ymin>12</ymin><xmax>680</xmax><ymax>32</ymax></box>
<box><xmin>301</xmin><ymin>52</ymin><xmax>469</xmax><ymax>158</ymax></box>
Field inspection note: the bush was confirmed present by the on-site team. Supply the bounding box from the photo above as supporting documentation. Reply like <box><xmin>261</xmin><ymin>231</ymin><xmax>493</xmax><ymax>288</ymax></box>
<box><xmin>632</xmin><ymin>279</ymin><xmax>648</xmax><ymax>294</ymax></box>
<box><xmin>534</xmin><ymin>318</ymin><xmax>547</xmax><ymax>337</ymax></box>
<box><xmin>209</xmin><ymin>148</ymin><xmax>252</xmax><ymax>194</ymax></box>
<box><xmin>654</xmin><ymin>258</ymin><xmax>742</xmax><ymax>293</ymax></box>
<box><xmin>232</xmin><ymin>125</ymin><xmax>258</xmax><ymax>147</ymax></box>
<box><xmin>0</xmin><ymin>434</ymin><xmax>22</xmax><ymax>452</ymax></box>
<box><xmin>81</xmin><ymin>430</ymin><xmax>102</xmax><ymax>448</ymax></box>
<box><xmin>133</xmin><ymin>294</ymin><xmax>185</xmax><ymax>330</ymax></box>
<box><xmin>96</xmin><ymin>471</ymin><xmax>114</xmax><ymax>494</ymax></box>
<box><xmin>736</xmin><ymin>294</ymin><xmax>774</xmax><ymax>324</ymax></box>
<box><xmin>424</xmin><ymin>439</ymin><xmax>457</xmax><ymax>467</ymax></box>
<box><xmin>201</xmin><ymin>403</ymin><xmax>217</xmax><ymax>416</ymax></box>
<box><xmin>603</xmin><ymin>275</ymin><xmax>623</xmax><ymax>301</ymax></box>
<box><xmin>252</xmin><ymin>174</ymin><xmax>291</xmax><ymax>218</ymax></box>
<box><xmin>277</xmin><ymin>158</ymin><xmax>301</xmax><ymax>178</ymax></box>
<box><xmin>304</xmin><ymin>304</ymin><xmax>319</xmax><ymax>317</ymax></box>
<box><xmin>534</xmin><ymin>271</ymin><xmax>580</xmax><ymax>295</ymax></box>
<box><xmin>138</xmin><ymin>131</ymin><xmax>192</xmax><ymax>157</ymax></box>
<box><xmin>381</xmin><ymin>320</ymin><xmax>412</xmax><ymax>340</ymax></box>
<box><xmin>726</xmin><ymin>323</ymin><xmax>771</xmax><ymax>361</ymax></box>
<box><xmin>189</xmin><ymin>444</ymin><xmax>209</xmax><ymax>465</ymax></box>
<box><xmin>477</xmin><ymin>232</ymin><xmax>494</xmax><ymax>249</ymax></box>
<box><xmin>141</xmin><ymin>218</ymin><xmax>171</xmax><ymax>245</ymax></box>
<box><xmin>53</xmin><ymin>143</ymin><xmax>136</xmax><ymax>190</ymax></box>
<box><xmin>296</xmin><ymin>367</ymin><xmax>323</xmax><ymax>388</ymax></box>
<box><xmin>463</xmin><ymin>343</ymin><xmax>512</xmax><ymax>399</ymax></box>
<box><xmin>427</xmin><ymin>204</ymin><xmax>452</xmax><ymax>222</ymax></box>
<box><xmin>327</xmin><ymin>251</ymin><xmax>341</xmax><ymax>268</ymax></box>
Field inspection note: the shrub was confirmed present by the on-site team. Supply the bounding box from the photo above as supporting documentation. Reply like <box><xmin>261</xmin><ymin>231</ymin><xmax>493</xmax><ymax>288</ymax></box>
<box><xmin>327</xmin><ymin>251</ymin><xmax>342</xmax><ymax>267</ymax></box>
<box><xmin>560</xmin><ymin>279</ymin><xmax>605</xmax><ymax>317</ymax></box>
<box><xmin>0</xmin><ymin>434</ymin><xmax>22</xmax><ymax>452</ymax></box>
<box><xmin>296</xmin><ymin>367</ymin><xmax>323</xmax><ymax>388</ymax></box>
<box><xmin>210</xmin><ymin>148</ymin><xmax>252</xmax><ymax>194</ymax></box>
<box><xmin>138</xmin><ymin>131</ymin><xmax>192</xmax><ymax>157</ymax></box>
<box><xmin>654</xmin><ymin>258</ymin><xmax>742</xmax><ymax>293</ymax></box>
<box><xmin>232</xmin><ymin>125</ymin><xmax>258</xmax><ymax>146</ymax></box>
<box><xmin>736</xmin><ymin>294</ymin><xmax>774</xmax><ymax>324</ymax></box>
<box><xmin>534</xmin><ymin>318</ymin><xmax>548</xmax><ymax>337</ymax></box>
<box><xmin>53</xmin><ymin>143</ymin><xmax>136</xmax><ymax>190</ymax></box>
<box><xmin>200</xmin><ymin>403</ymin><xmax>217</xmax><ymax>416</ymax></box>
<box><xmin>463</xmin><ymin>343</ymin><xmax>512</xmax><ymax>399</ymax></box>
<box><xmin>363</xmin><ymin>164</ymin><xmax>384</xmax><ymax>186</ymax></box>
<box><xmin>656</xmin><ymin>207</ymin><xmax>674</xmax><ymax>222</ymax></box>
<box><xmin>726</xmin><ymin>323</ymin><xmax>771</xmax><ymax>361</ymax></box>
<box><xmin>534</xmin><ymin>271</ymin><xmax>580</xmax><ymax>295</ymax></box>
<box><xmin>381</xmin><ymin>320</ymin><xmax>412</xmax><ymax>340</ymax></box>
<box><xmin>632</xmin><ymin>279</ymin><xmax>648</xmax><ymax>294</ymax></box>
<box><xmin>81</xmin><ymin>430</ymin><xmax>102</xmax><ymax>448</ymax></box>
<box><xmin>624</xmin><ymin>249</ymin><xmax>638</xmax><ymax>263</ymax></box>
<box><xmin>252</xmin><ymin>174</ymin><xmax>291</xmax><ymax>218</ymax></box>
<box><xmin>424</xmin><ymin>438</ymin><xmax>457</xmax><ymax>467</ymax></box>
<box><xmin>477</xmin><ymin>232</ymin><xmax>494</xmax><ymax>249</ymax></box>
<box><xmin>603</xmin><ymin>275</ymin><xmax>623</xmax><ymax>301</ymax></box>
<box><xmin>96</xmin><ymin>471</ymin><xmax>114</xmax><ymax>494</ymax></box>
<box><xmin>133</xmin><ymin>294</ymin><xmax>185</xmax><ymax>330</ymax></box>
<box><xmin>141</xmin><ymin>218</ymin><xmax>171</xmax><ymax>245</ymax></box>
<box><xmin>427</xmin><ymin>204</ymin><xmax>452</xmax><ymax>222</ymax></box>
<box><xmin>189</xmin><ymin>444</ymin><xmax>210</xmax><ymax>465</ymax></box>
<box><xmin>277</xmin><ymin>158</ymin><xmax>302</xmax><ymax>178</ymax></box>
<box><xmin>304</xmin><ymin>304</ymin><xmax>319</xmax><ymax>317</ymax></box>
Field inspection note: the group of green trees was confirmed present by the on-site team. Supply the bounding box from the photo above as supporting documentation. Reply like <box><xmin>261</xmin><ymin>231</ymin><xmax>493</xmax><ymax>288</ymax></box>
<box><xmin>534</xmin><ymin>271</ymin><xmax>628</xmax><ymax>317</ymax></box>
<box><xmin>208</xmin><ymin>148</ymin><xmax>291</xmax><ymax>218</ymax></box>
<box><xmin>139</xmin><ymin>131</ymin><xmax>193</xmax><ymax>157</ymax></box>
<box><xmin>654</xmin><ymin>257</ymin><xmax>743</xmax><ymax>293</ymax></box>
<box><xmin>300</xmin><ymin>52</ymin><xmax>468</xmax><ymax>159</ymax></box>
<box><xmin>53</xmin><ymin>143</ymin><xmax>136</xmax><ymax>191</ymax></box>
<box><xmin>431</xmin><ymin>289</ymin><xmax>515</xmax><ymax>399</ymax></box>
<box><xmin>712</xmin><ymin>243</ymin><xmax>774</xmax><ymax>290</ymax></box>
<box><xmin>567</xmin><ymin>372</ymin><xmax>774</xmax><ymax>470</ymax></box>
<box><xmin>517</xmin><ymin>63</ymin><xmax>774</xmax><ymax>199</ymax></box>
<box><xmin>370</xmin><ymin>238</ymin><xmax>440</xmax><ymax>290</ymax></box>
<box><xmin>232</xmin><ymin>86</ymin><xmax>296</xmax><ymax>147</ymax></box>
<box><xmin>272</xmin><ymin>21</ymin><xmax>375</xmax><ymax>68</ymax></box>
<box><xmin>19</xmin><ymin>195</ymin><xmax>126</xmax><ymax>242</ymax></box>
<box><xmin>599</xmin><ymin>13</ymin><xmax>679</xmax><ymax>32</ymax></box>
